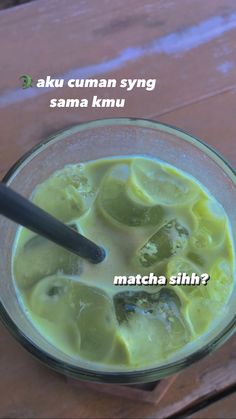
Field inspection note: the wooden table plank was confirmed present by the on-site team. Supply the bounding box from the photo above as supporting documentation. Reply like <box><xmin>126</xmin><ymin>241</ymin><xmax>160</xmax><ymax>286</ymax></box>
<box><xmin>0</xmin><ymin>325</ymin><xmax>235</xmax><ymax>419</ymax></box>
<box><xmin>158</xmin><ymin>89</ymin><xmax>236</xmax><ymax>165</ymax></box>
<box><xmin>189</xmin><ymin>392</ymin><xmax>236</xmax><ymax>419</ymax></box>
<box><xmin>1</xmin><ymin>0</ymin><xmax>236</xmax><ymax>175</ymax></box>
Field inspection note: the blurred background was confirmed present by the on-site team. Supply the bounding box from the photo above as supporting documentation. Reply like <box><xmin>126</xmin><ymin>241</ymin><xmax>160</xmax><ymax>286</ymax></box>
<box><xmin>0</xmin><ymin>1</ymin><xmax>235</xmax><ymax>418</ymax></box>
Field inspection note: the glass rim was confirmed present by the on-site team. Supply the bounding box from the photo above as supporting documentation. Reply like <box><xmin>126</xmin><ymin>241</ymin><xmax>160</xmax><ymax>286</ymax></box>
<box><xmin>1</xmin><ymin>117</ymin><xmax>235</xmax><ymax>384</ymax></box>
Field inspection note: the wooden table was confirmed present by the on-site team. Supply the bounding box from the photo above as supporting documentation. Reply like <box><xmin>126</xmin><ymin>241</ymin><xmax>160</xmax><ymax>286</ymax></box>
<box><xmin>0</xmin><ymin>1</ymin><xmax>235</xmax><ymax>417</ymax></box>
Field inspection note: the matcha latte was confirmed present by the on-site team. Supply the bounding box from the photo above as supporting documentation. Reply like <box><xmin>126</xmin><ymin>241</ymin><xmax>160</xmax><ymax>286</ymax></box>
<box><xmin>12</xmin><ymin>156</ymin><xmax>234</xmax><ymax>368</ymax></box>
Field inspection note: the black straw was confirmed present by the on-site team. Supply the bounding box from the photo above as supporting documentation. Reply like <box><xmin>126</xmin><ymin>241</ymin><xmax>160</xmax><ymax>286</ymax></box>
<box><xmin>0</xmin><ymin>182</ymin><xmax>105</xmax><ymax>264</ymax></box>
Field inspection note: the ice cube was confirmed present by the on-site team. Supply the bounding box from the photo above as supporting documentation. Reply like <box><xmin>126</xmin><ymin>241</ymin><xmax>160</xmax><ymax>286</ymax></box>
<box><xmin>113</xmin><ymin>290</ymin><xmax>161</xmax><ymax>323</ymax></box>
<box><xmin>14</xmin><ymin>225</ymin><xmax>83</xmax><ymax>288</ymax></box>
<box><xmin>114</xmin><ymin>289</ymin><xmax>190</xmax><ymax>357</ymax></box>
<box><xmin>208</xmin><ymin>259</ymin><xmax>233</xmax><ymax>303</ymax></box>
<box><xmin>32</xmin><ymin>164</ymin><xmax>96</xmax><ymax>222</ymax></box>
<box><xmin>191</xmin><ymin>198</ymin><xmax>226</xmax><ymax>248</ymax></box>
<box><xmin>185</xmin><ymin>297</ymin><xmax>220</xmax><ymax>335</ymax></box>
<box><xmin>74</xmin><ymin>284</ymin><xmax>118</xmax><ymax>361</ymax></box>
<box><xmin>137</xmin><ymin>219</ymin><xmax>189</xmax><ymax>268</ymax></box>
<box><xmin>130</xmin><ymin>157</ymin><xmax>198</xmax><ymax>206</ymax></box>
<box><xmin>30</xmin><ymin>275</ymin><xmax>78</xmax><ymax>321</ymax></box>
<box><xmin>166</xmin><ymin>256</ymin><xmax>207</xmax><ymax>300</ymax></box>
<box><xmin>156</xmin><ymin>289</ymin><xmax>188</xmax><ymax>345</ymax></box>
<box><xmin>97</xmin><ymin>164</ymin><xmax>164</xmax><ymax>227</ymax></box>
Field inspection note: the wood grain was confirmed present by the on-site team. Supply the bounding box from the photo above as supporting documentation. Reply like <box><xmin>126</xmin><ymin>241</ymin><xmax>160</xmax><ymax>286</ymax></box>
<box><xmin>1</xmin><ymin>0</ymin><xmax>236</xmax><ymax>175</ymax></box>
<box><xmin>67</xmin><ymin>374</ymin><xmax>178</xmax><ymax>405</ymax></box>
<box><xmin>189</xmin><ymin>392</ymin><xmax>236</xmax><ymax>418</ymax></box>
<box><xmin>0</xmin><ymin>325</ymin><xmax>235</xmax><ymax>418</ymax></box>
<box><xmin>158</xmin><ymin>89</ymin><xmax>236</xmax><ymax>165</ymax></box>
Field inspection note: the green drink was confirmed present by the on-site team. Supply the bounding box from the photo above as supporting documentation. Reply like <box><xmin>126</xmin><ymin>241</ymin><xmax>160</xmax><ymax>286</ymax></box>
<box><xmin>12</xmin><ymin>156</ymin><xmax>234</xmax><ymax>368</ymax></box>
